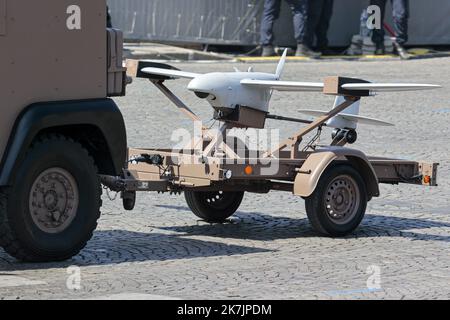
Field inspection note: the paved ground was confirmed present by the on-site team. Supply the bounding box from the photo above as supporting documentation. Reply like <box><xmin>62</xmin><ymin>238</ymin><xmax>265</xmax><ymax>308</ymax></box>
<box><xmin>124</xmin><ymin>42</ymin><xmax>233</xmax><ymax>61</ymax></box>
<box><xmin>1</xmin><ymin>57</ymin><xmax>449</xmax><ymax>300</ymax></box>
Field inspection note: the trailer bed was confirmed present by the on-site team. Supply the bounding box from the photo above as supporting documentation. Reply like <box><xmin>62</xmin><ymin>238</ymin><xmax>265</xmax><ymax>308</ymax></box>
<box><xmin>100</xmin><ymin>148</ymin><xmax>438</xmax><ymax>194</ymax></box>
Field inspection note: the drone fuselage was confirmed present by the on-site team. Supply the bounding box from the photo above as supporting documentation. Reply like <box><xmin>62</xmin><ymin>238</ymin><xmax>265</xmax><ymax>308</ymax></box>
<box><xmin>187</xmin><ymin>72</ymin><xmax>277</xmax><ymax>114</ymax></box>
<box><xmin>138</xmin><ymin>55</ymin><xmax>439</xmax><ymax>130</ymax></box>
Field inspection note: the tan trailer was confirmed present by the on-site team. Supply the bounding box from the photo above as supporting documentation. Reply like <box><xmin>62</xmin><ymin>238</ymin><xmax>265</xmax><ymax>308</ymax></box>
<box><xmin>101</xmin><ymin>64</ymin><xmax>439</xmax><ymax>238</ymax></box>
<box><xmin>0</xmin><ymin>0</ymin><xmax>439</xmax><ymax>262</ymax></box>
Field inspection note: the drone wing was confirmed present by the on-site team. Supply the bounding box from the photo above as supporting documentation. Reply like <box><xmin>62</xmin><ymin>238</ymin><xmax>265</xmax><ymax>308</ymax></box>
<box><xmin>298</xmin><ymin>110</ymin><xmax>394</xmax><ymax>126</ymax></box>
<box><xmin>140</xmin><ymin>67</ymin><xmax>200</xmax><ymax>80</ymax></box>
<box><xmin>341</xmin><ymin>83</ymin><xmax>441</xmax><ymax>92</ymax></box>
<box><xmin>241</xmin><ymin>79</ymin><xmax>324</xmax><ymax>92</ymax></box>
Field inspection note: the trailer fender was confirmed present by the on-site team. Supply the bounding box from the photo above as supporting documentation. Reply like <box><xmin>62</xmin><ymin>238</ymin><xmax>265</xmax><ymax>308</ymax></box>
<box><xmin>293</xmin><ymin>147</ymin><xmax>380</xmax><ymax>199</ymax></box>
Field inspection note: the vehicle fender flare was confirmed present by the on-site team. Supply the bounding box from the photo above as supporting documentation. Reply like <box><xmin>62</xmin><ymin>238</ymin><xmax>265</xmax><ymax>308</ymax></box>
<box><xmin>0</xmin><ymin>99</ymin><xmax>127</xmax><ymax>186</ymax></box>
<box><xmin>293</xmin><ymin>147</ymin><xmax>380</xmax><ymax>199</ymax></box>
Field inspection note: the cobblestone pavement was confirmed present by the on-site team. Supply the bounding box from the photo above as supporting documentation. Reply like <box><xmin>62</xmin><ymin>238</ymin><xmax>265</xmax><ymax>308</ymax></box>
<box><xmin>1</xmin><ymin>58</ymin><xmax>449</xmax><ymax>300</ymax></box>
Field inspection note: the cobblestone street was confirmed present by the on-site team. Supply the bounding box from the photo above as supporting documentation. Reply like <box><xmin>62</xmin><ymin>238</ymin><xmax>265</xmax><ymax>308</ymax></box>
<box><xmin>1</xmin><ymin>57</ymin><xmax>449</xmax><ymax>300</ymax></box>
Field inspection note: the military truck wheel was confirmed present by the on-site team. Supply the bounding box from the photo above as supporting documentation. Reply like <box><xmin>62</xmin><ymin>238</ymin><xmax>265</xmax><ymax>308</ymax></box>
<box><xmin>0</xmin><ymin>134</ymin><xmax>101</xmax><ymax>262</ymax></box>
<box><xmin>305</xmin><ymin>165</ymin><xmax>367</xmax><ymax>237</ymax></box>
<box><xmin>184</xmin><ymin>190</ymin><xmax>244</xmax><ymax>223</ymax></box>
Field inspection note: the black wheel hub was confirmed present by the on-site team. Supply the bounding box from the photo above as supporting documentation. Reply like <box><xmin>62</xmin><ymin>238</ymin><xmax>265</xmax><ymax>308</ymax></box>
<box><xmin>29</xmin><ymin>168</ymin><xmax>79</xmax><ymax>234</ymax></box>
<box><xmin>324</xmin><ymin>175</ymin><xmax>360</xmax><ymax>225</ymax></box>
<box><xmin>202</xmin><ymin>191</ymin><xmax>231</xmax><ymax>209</ymax></box>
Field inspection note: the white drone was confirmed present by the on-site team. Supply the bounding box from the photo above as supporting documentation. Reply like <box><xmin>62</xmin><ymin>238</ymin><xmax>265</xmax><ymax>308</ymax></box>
<box><xmin>141</xmin><ymin>50</ymin><xmax>440</xmax><ymax>131</ymax></box>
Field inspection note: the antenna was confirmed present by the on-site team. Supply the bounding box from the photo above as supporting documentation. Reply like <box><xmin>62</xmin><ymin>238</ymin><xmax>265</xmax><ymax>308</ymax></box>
<box><xmin>275</xmin><ymin>49</ymin><xmax>288</xmax><ymax>79</ymax></box>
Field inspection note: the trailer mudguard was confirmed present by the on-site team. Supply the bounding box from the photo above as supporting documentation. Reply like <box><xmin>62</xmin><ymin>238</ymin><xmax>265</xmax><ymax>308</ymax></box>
<box><xmin>293</xmin><ymin>147</ymin><xmax>380</xmax><ymax>198</ymax></box>
<box><xmin>0</xmin><ymin>99</ymin><xmax>127</xmax><ymax>186</ymax></box>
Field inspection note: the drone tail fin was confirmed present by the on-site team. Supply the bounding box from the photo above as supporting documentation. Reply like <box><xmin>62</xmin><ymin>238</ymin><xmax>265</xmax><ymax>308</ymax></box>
<box><xmin>275</xmin><ymin>49</ymin><xmax>288</xmax><ymax>79</ymax></box>
<box><xmin>326</xmin><ymin>96</ymin><xmax>361</xmax><ymax>129</ymax></box>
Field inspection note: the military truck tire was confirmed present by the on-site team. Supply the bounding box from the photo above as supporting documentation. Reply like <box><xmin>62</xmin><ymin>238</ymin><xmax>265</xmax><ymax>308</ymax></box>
<box><xmin>0</xmin><ymin>134</ymin><xmax>102</xmax><ymax>262</ymax></box>
<box><xmin>305</xmin><ymin>165</ymin><xmax>367</xmax><ymax>237</ymax></box>
<box><xmin>184</xmin><ymin>190</ymin><xmax>244</xmax><ymax>223</ymax></box>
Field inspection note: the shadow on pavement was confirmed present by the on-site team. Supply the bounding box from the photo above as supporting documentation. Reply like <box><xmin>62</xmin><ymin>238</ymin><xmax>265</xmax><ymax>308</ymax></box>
<box><xmin>157</xmin><ymin>206</ymin><xmax>450</xmax><ymax>243</ymax></box>
<box><xmin>0</xmin><ymin>229</ymin><xmax>271</xmax><ymax>270</ymax></box>
<box><xmin>1</xmin><ymin>208</ymin><xmax>448</xmax><ymax>270</ymax></box>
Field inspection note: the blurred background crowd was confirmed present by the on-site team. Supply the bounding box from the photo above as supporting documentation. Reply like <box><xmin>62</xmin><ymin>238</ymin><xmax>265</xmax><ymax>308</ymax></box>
<box><xmin>106</xmin><ymin>0</ymin><xmax>449</xmax><ymax>60</ymax></box>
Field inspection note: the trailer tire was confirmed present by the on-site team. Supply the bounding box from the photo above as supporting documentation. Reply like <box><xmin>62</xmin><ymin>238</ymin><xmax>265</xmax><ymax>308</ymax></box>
<box><xmin>305</xmin><ymin>164</ymin><xmax>367</xmax><ymax>237</ymax></box>
<box><xmin>0</xmin><ymin>134</ymin><xmax>101</xmax><ymax>262</ymax></box>
<box><xmin>184</xmin><ymin>191</ymin><xmax>244</xmax><ymax>223</ymax></box>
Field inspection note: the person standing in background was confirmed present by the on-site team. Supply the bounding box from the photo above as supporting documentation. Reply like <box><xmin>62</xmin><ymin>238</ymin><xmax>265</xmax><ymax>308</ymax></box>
<box><xmin>107</xmin><ymin>6</ymin><xmax>113</xmax><ymax>28</ymax></box>
<box><xmin>260</xmin><ymin>0</ymin><xmax>320</xmax><ymax>57</ymax></box>
<box><xmin>306</xmin><ymin>0</ymin><xmax>334</xmax><ymax>55</ymax></box>
<box><xmin>370</xmin><ymin>0</ymin><xmax>410</xmax><ymax>59</ymax></box>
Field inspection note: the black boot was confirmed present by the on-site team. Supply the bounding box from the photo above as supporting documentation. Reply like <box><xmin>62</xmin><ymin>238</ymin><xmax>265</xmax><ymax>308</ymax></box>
<box><xmin>295</xmin><ymin>44</ymin><xmax>321</xmax><ymax>58</ymax></box>
<box><xmin>261</xmin><ymin>45</ymin><xmax>276</xmax><ymax>57</ymax></box>
<box><xmin>374</xmin><ymin>43</ymin><xmax>385</xmax><ymax>55</ymax></box>
<box><xmin>318</xmin><ymin>47</ymin><xmax>335</xmax><ymax>56</ymax></box>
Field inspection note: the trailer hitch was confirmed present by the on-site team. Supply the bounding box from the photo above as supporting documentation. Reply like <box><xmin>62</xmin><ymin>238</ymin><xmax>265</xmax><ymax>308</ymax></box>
<box><xmin>99</xmin><ymin>175</ymin><xmax>137</xmax><ymax>210</ymax></box>
<box><xmin>99</xmin><ymin>175</ymin><xmax>127</xmax><ymax>192</ymax></box>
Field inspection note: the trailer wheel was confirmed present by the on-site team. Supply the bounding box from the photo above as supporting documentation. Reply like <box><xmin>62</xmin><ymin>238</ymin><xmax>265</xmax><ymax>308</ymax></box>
<box><xmin>184</xmin><ymin>191</ymin><xmax>244</xmax><ymax>223</ymax></box>
<box><xmin>305</xmin><ymin>165</ymin><xmax>367</xmax><ymax>237</ymax></box>
<box><xmin>0</xmin><ymin>134</ymin><xmax>101</xmax><ymax>262</ymax></box>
